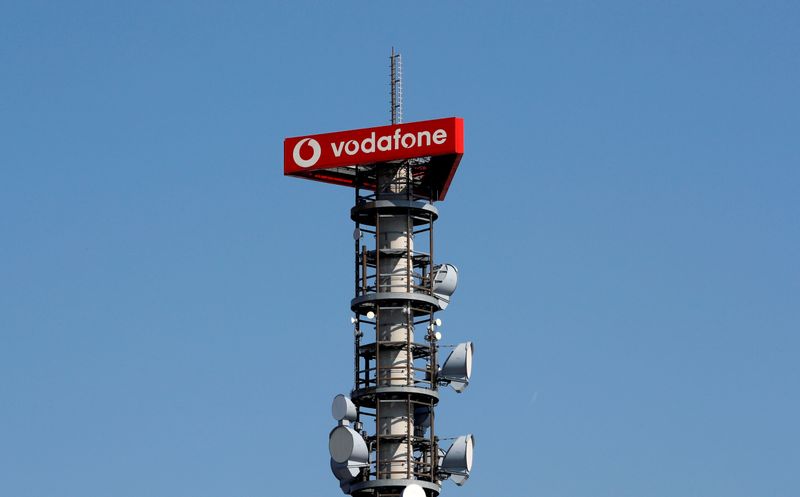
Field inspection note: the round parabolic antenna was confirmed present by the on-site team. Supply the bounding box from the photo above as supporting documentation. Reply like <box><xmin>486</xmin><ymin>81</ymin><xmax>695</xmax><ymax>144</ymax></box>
<box><xmin>332</xmin><ymin>394</ymin><xmax>358</xmax><ymax>422</ymax></box>
<box><xmin>401</xmin><ymin>484</ymin><xmax>426</xmax><ymax>497</ymax></box>
<box><xmin>440</xmin><ymin>341</ymin><xmax>474</xmax><ymax>393</ymax></box>
<box><xmin>441</xmin><ymin>434</ymin><xmax>475</xmax><ymax>473</ymax></box>
<box><xmin>432</xmin><ymin>264</ymin><xmax>458</xmax><ymax>297</ymax></box>
<box><xmin>464</xmin><ymin>434</ymin><xmax>474</xmax><ymax>471</ymax></box>
<box><xmin>465</xmin><ymin>342</ymin><xmax>474</xmax><ymax>379</ymax></box>
<box><xmin>329</xmin><ymin>425</ymin><xmax>369</xmax><ymax>464</ymax></box>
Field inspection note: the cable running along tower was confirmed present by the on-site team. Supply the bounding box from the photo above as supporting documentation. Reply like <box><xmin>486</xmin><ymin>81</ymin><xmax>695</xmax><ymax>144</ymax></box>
<box><xmin>283</xmin><ymin>51</ymin><xmax>474</xmax><ymax>497</ymax></box>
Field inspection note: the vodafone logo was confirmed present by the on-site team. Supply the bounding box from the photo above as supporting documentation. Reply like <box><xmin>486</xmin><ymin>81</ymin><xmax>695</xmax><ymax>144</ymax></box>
<box><xmin>292</xmin><ymin>128</ymin><xmax>446</xmax><ymax>169</ymax></box>
<box><xmin>330</xmin><ymin>128</ymin><xmax>448</xmax><ymax>158</ymax></box>
<box><xmin>292</xmin><ymin>138</ymin><xmax>322</xmax><ymax>168</ymax></box>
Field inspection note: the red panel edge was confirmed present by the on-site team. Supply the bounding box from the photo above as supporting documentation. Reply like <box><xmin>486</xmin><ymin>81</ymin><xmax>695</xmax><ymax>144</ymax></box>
<box><xmin>437</xmin><ymin>153</ymin><xmax>463</xmax><ymax>201</ymax></box>
<box><xmin>437</xmin><ymin>118</ymin><xmax>464</xmax><ymax>200</ymax></box>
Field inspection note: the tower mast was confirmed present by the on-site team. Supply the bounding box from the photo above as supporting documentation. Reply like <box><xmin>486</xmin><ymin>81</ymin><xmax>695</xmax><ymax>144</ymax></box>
<box><xmin>283</xmin><ymin>50</ymin><xmax>474</xmax><ymax>497</ymax></box>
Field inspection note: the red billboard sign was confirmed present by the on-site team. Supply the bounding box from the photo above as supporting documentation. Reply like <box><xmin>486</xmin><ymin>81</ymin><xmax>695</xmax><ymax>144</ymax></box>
<box><xmin>284</xmin><ymin>117</ymin><xmax>463</xmax><ymax>200</ymax></box>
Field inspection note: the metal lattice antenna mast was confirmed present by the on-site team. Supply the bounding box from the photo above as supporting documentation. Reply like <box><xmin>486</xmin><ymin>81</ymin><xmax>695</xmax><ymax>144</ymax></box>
<box><xmin>391</xmin><ymin>48</ymin><xmax>403</xmax><ymax>124</ymax></box>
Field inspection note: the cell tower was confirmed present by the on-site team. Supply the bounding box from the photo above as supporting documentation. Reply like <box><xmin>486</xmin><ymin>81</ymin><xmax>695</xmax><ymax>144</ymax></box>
<box><xmin>284</xmin><ymin>51</ymin><xmax>474</xmax><ymax>497</ymax></box>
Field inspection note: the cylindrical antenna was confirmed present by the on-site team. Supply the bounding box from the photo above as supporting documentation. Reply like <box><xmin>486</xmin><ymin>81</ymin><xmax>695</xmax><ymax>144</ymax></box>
<box><xmin>390</xmin><ymin>48</ymin><xmax>403</xmax><ymax>124</ymax></box>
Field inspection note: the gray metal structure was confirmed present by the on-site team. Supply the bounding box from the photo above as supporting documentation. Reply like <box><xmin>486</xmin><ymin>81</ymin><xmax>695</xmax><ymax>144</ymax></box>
<box><xmin>325</xmin><ymin>51</ymin><xmax>474</xmax><ymax>497</ymax></box>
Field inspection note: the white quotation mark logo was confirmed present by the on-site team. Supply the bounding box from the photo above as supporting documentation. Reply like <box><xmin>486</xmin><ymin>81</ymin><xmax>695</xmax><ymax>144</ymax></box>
<box><xmin>292</xmin><ymin>138</ymin><xmax>321</xmax><ymax>168</ymax></box>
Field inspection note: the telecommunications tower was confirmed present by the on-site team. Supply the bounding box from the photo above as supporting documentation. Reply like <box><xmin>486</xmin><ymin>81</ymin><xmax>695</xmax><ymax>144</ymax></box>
<box><xmin>283</xmin><ymin>51</ymin><xmax>474</xmax><ymax>497</ymax></box>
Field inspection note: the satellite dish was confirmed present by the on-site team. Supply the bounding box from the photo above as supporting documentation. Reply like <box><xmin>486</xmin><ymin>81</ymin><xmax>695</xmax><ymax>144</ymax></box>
<box><xmin>439</xmin><ymin>341</ymin><xmax>474</xmax><ymax>393</ymax></box>
<box><xmin>401</xmin><ymin>484</ymin><xmax>426</xmax><ymax>497</ymax></box>
<box><xmin>431</xmin><ymin>264</ymin><xmax>458</xmax><ymax>309</ymax></box>
<box><xmin>329</xmin><ymin>425</ymin><xmax>369</xmax><ymax>464</ymax></box>
<box><xmin>440</xmin><ymin>434</ymin><xmax>474</xmax><ymax>486</ymax></box>
<box><xmin>330</xmin><ymin>458</ymin><xmax>361</xmax><ymax>482</ymax></box>
<box><xmin>332</xmin><ymin>394</ymin><xmax>358</xmax><ymax>422</ymax></box>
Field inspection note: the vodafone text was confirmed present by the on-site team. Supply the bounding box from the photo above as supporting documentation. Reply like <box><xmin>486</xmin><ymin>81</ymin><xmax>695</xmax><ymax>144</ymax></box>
<box><xmin>330</xmin><ymin>128</ymin><xmax>448</xmax><ymax>158</ymax></box>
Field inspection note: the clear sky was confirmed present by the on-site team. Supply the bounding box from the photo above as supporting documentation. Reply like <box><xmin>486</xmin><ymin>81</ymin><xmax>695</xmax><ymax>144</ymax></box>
<box><xmin>1</xmin><ymin>1</ymin><xmax>798</xmax><ymax>496</ymax></box>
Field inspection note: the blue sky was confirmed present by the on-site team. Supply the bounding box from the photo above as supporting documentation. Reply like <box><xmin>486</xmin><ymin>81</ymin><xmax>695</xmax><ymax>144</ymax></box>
<box><xmin>1</xmin><ymin>1</ymin><xmax>798</xmax><ymax>496</ymax></box>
